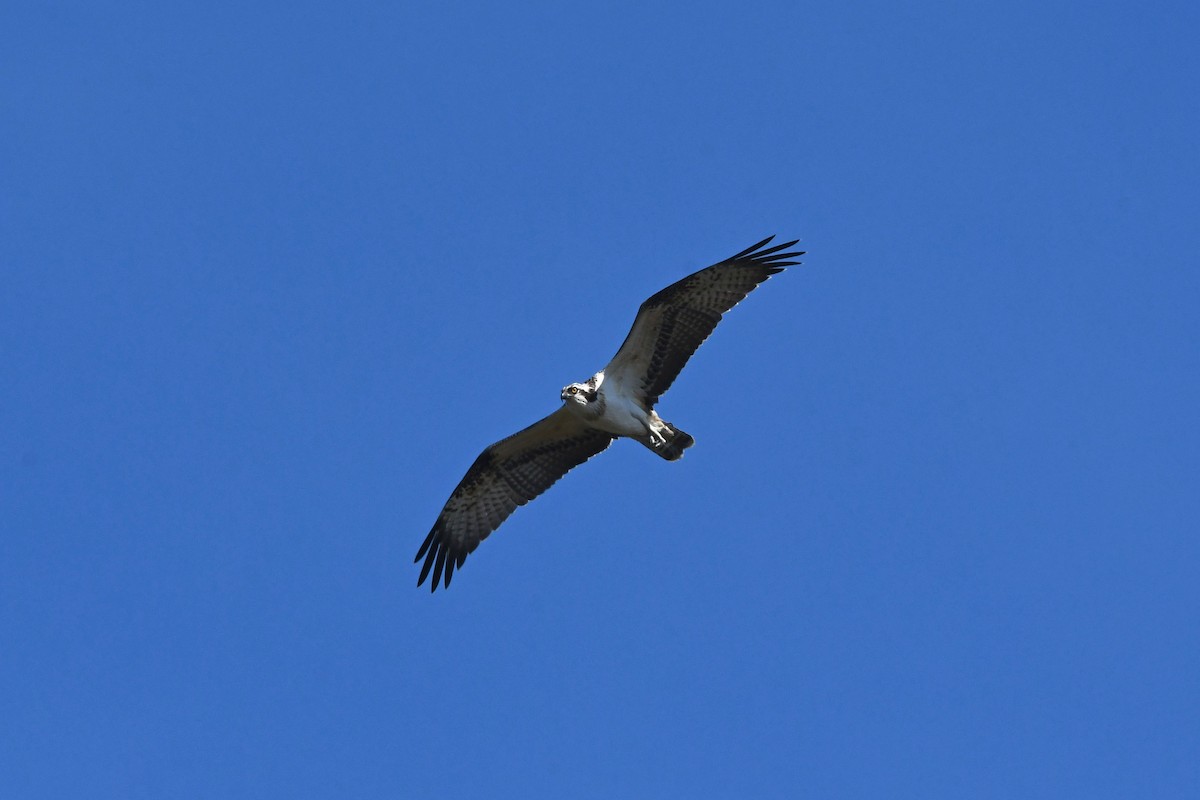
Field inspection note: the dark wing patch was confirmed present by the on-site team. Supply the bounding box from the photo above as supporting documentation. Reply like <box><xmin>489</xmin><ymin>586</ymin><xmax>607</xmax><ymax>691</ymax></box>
<box><xmin>415</xmin><ymin>407</ymin><xmax>613</xmax><ymax>592</ymax></box>
<box><xmin>605</xmin><ymin>236</ymin><xmax>803</xmax><ymax>406</ymax></box>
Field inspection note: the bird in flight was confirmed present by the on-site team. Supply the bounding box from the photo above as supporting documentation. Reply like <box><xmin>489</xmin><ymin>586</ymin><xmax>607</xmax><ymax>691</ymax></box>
<box><xmin>415</xmin><ymin>236</ymin><xmax>804</xmax><ymax>590</ymax></box>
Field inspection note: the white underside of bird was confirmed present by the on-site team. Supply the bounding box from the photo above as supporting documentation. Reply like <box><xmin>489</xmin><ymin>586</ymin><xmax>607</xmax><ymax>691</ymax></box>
<box><xmin>560</xmin><ymin>370</ymin><xmax>674</xmax><ymax>450</ymax></box>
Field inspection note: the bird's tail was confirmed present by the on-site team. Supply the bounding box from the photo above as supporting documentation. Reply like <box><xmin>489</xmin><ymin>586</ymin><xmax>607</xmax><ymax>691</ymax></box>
<box><xmin>653</xmin><ymin>423</ymin><xmax>695</xmax><ymax>461</ymax></box>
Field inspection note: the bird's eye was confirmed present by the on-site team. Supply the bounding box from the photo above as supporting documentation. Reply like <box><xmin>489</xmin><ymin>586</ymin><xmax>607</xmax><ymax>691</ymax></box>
<box><xmin>567</xmin><ymin>386</ymin><xmax>578</xmax><ymax>395</ymax></box>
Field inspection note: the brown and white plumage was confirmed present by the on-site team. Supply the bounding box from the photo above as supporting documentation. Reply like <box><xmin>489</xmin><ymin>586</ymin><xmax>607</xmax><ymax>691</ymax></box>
<box><xmin>416</xmin><ymin>236</ymin><xmax>803</xmax><ymax>591</ymax></box>
<box><xmin>604</xmin><ymin>236</ymin><xmax>801</xmax><ymax>407</ymax></box>
<box><xmin>414</xmin><ymin>408</ymin><xmax>613</xmax><ymax>590</ymax></box>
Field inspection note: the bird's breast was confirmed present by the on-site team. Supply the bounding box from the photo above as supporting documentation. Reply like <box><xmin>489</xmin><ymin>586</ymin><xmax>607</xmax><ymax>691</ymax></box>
<box><xmin>593</xmin><ymin>387</ymin><xmax>650</xmax><ymax>437</ymax></box>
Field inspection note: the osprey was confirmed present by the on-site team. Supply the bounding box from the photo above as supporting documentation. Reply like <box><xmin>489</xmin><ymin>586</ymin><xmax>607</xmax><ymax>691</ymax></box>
<box><xmin>416</xmin><ymin>236</ymin><xmax>803</xmax><ymax>590</ymax></box>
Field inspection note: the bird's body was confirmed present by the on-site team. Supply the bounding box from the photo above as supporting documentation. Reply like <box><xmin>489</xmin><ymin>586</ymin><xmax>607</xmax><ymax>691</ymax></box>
<box><xmin>415</xmin><ymin>236</ymin><xmax>804</xmax><ymax>590</ymax></box>
<box><xmin>561</xmin><ymin>370</ymin><xmax>678</xmax><ymax>452</ymax></box>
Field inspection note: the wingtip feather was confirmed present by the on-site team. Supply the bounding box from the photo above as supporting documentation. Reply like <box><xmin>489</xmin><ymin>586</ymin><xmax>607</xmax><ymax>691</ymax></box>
<box><xmin>747</xmin><ymin>238</ymin><xmax>796</xmax><ymax>259</ymax></box>
<box><xmin>417</xmin><ymin>547</ymin><xmax>435</xmax><ymax>587</ymax></box>
<box><xmin>414</xmin><ymin>526</ymin><xmax>436</xmax><ymax>563</ymax></box>
<box><xmin>729</xmin><ymin>235</ymin><xmax>776</xmax><ymax>260</ymax></box>
<box><xmin>432</xmin><ymin>547</ymin><xmax>448</xmax><ymax>590</ymax></box>
<box><xmin>728</xmin><ymin>236</ymin><xmax>804</xmax><ymax>268</ymax></box>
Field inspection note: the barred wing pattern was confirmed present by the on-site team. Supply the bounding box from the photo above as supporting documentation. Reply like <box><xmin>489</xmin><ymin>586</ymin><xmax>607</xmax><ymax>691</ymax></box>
<box><xmin>604</xmin><ymin>236</ymin><xmax>803</xmax><ymax>407</ymax></box>
<box><xmin>415</xmin><ymin>407</ymin><xmax>614</xmax><ymax>591</ymax></box>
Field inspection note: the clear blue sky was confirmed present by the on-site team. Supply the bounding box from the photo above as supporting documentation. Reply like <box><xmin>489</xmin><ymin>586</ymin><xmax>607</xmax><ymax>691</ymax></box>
<box><xmin>3</xmin><ymin>2</ymin><xmax>1197</xmax><ymax>797</ymax></box>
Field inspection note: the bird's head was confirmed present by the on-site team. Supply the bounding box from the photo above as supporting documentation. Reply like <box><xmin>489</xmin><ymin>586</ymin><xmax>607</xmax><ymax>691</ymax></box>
<box><xmin>561</xmin><ymin>381</ymin><xmax>596</xmax><ymax>407</ymax></box>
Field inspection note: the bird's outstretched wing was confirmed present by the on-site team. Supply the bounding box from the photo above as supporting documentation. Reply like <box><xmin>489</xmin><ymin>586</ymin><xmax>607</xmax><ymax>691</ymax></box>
<box><xmin>415</xmin><ymin>407</ymin><xmax>614</xmax><ymax>591</ymax></box>
<box><xmin>604</xmin><ymin>236</ymin><xmax>803</xmax><ymax>407</ymax></box>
